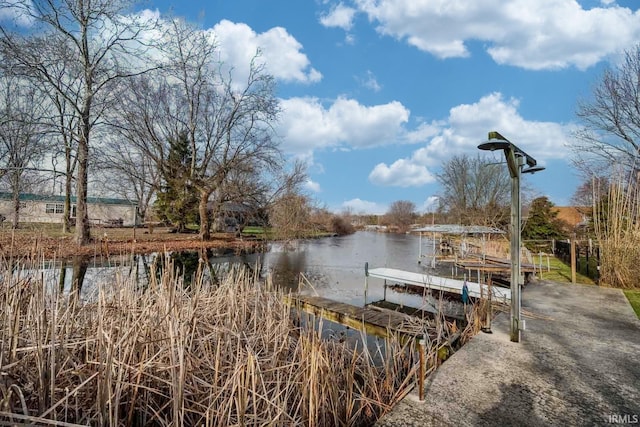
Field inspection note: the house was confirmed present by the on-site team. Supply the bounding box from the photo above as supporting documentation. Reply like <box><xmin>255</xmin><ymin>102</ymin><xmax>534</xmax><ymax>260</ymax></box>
<box><xmin>0</xmin><ymin>192</ymin><xmax>139</xmax><ymax>227</ymax></box>
<box><xmin>211</xmin><ymin>201</ymin><xmax>254</xmax><ymax>233</ymax></box>
<box><xmin>552</xmin><ymin>206</ymin><xmax>591</xmax><ymax>232</ymax></box>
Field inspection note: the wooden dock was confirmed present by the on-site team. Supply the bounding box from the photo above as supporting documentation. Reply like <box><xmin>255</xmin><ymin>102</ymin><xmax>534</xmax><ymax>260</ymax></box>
<box><xmin>285</xmin><ymin>294</ymin><xmax>465</xmax><ymax>400</ymax></box>
<box><xmin>284</xmin><ymin>294</ymin><xmax>428</xmax><ymax>342</ymax></box>
<box><xmin>456</xmin><ymin>255</ymin><xmax>539</xmax><ymax>284</ymax></box>
<box><xmin>367</xmin><ymin>267</ymin><xmax>511</xmax><ymax>302</ymax></box>
<box><xmin>368</xmin><ymin>299</ymin><xmax>465</xmax><ymax>322</ymax></box>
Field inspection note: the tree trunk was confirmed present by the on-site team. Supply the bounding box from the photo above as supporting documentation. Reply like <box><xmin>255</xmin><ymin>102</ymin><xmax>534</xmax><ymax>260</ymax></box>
<box><xmin>70</xmin><ymin>255</ymin><xmax>88</xmax><ymax>304</ymax></box>
<box><xmin>74</xmin><ymin>121</ymin><xmax>91</xmax><ymax>245</ymax></box>
<box><xmin>63</xmin><ymin>145</ymin><xmax>73</xmax><ymax>234</ymax></box>
<box><xmin>11</xmin><ymin>188</ymin><xmax>19</xmax><ymax>230</ymax></box>
<box><xmin>199</xmin><ymin>189</ymin><xmax>212</xmax><ymax>241</ymax></box>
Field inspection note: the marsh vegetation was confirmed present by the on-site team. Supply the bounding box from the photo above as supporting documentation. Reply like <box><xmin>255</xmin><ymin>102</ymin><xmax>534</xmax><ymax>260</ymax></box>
<box><xmin>0</xmin><ymin>251</ymin><xmax>480</xmax><ymax>426</ymax></box>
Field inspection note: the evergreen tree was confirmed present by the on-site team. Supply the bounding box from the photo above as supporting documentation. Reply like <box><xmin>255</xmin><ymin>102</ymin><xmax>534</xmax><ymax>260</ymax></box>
<box><xmin>522</xmin><ymin>197</ymin><xmax>567</xmax><ymax>243</ymax></box>
<box><xmin>154</xmin><ymin>132</ymin><xmax>199</xmax><ymax>231</ymax></box>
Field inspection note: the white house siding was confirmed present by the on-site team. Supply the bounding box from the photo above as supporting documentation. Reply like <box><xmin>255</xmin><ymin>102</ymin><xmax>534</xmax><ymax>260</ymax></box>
<box><xmin>0</xmin><ymin>194</ymin><xmax>139</xmax><ymax>226</ymax></box>
<box><xmin>87</xmin><ymin>203</ymin><xmax>137</xmax><ymax>226</ymax></box>
<box><xmin>0</xmin><ymin>199</ymin><xmax>63</xmax><ymax>224</ymax></box>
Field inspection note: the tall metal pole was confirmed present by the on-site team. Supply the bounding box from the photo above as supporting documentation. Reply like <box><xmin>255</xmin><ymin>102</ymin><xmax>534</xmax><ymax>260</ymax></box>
<box><xmin>508</xmin><ymin>152</ymin><xmax>523</xmax><ymax>342</ymax></box>
<box><xmin>479</xmin><ymin>131</ymin><xmax>544</xmax><ymax>343</ymax></box>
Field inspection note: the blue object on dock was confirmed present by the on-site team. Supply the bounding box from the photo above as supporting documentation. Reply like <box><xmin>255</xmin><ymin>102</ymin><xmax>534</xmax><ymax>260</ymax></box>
<box><xmin>462</xmin><ymin>281</ymin><xmax>469</xmax><ymax>304</ymax></box>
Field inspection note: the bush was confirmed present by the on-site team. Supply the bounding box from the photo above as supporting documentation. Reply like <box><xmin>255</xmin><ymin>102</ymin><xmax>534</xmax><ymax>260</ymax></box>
<box><xmin>330</xmin><ymin>215</ymin><xmax>355</xmax><ymax>235</ymax></box>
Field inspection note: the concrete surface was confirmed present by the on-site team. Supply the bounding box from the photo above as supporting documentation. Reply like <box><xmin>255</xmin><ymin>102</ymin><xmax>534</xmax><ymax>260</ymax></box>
<box><xmin>376</xmin><ymin>280</ymin><xmax>640</xmax><ymax>426</ymax></box>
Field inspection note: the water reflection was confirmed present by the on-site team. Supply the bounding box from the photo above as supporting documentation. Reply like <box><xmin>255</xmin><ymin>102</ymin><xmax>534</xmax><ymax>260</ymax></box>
<box><xmin>257</xmin><ymin>232</ymin><xmax>440</xmax><ymax>305</ymax></box>
<box><xmin>69</xmin><ymin>255</ymin><xmax>89</xmax><ymax>300</ymax></box>
<box><xmin>38</xmin><ymin>231</ymin><xmax>440</xmax><ymax>306</ymax></box>
<box><xmin>269</xmin><ymin>249</ymin><xmax>307</xmax><ymax>293</ymax></box>
<box><xmin>41</xmin><ymin>253</ymin><xmax>157</xmax><ymax>300</ymax></box>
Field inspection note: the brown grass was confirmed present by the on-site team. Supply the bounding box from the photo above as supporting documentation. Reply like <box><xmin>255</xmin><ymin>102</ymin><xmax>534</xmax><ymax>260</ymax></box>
<box><xmin>0</xmin><ymin>225</ymin><xmax>261</xmax><ymax>260</ymax></box>
<box><xmin>0</xmin><ymin>252</ymin><xmax>479</xmax><ymax>426</ymax></box>
<box><xmin>594</xmin><ymin>172</ymin><xmax>640</xmax><ymax>289</ymax></box>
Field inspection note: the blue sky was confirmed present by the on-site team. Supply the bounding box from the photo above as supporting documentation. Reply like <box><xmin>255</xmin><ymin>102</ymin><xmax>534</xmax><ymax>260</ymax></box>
<box><xmin>9</xmin><ymin>0</ymin><xmax>640</xmax><ymax>214</ymax></box>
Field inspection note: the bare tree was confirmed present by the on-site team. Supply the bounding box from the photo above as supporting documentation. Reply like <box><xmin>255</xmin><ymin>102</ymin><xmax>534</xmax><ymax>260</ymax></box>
<box><xmin>96</xmin><ymin>137</ymin><xmax>160</xmax><ymax>223</ymax></box>
<box><xmin>47</xmin><ymin>92</ymin><xmax>80</xmax><ymax>233</ymax></box>
<box><xmin>0</xmin><ymin>0</ymin><xmax>158</xmax><ymax>243</ymax></box>
<box><xmin>571</xmin><ymin>175</ymin><xmax>610</xmax><ymax>207</ymax></box>
<box><xmin>111</xmin><ymin>19</ymin><xmax>284</xmax><ymax>240</ymax></box>
<box><xmin>268</xmin><ymin>191</ymin><xmax>312</xmax><ymax>241</ymax></box>
<box><xmin>574</xmin><ymin>45</ymin><xmax>640</xmax><ymax>175</ymax></box>
<box><xmin>437</xmin><ymin>154</ymin><xmax>511</xmax><ymax>226</ymax></box>
<box><xmin>385</xmin><ymin>200</ymin><xmax>416</xmax><ymax>232</ymax></box>
<box><xmin>215</xmin><ymin>160</ymin><xmax>306</xmax><ymax>231</ymax></box>
<box><xmin>0</xmin><ymin>76</ymin><xmax>48</xmax><ymax>228</ymax></box>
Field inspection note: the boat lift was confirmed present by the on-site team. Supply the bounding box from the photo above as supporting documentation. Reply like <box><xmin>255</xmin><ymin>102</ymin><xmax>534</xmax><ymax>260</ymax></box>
<box><xmin>414</xmin><ymin>224</ymin><xmax>505</xmax><ymax>269</ymax></box>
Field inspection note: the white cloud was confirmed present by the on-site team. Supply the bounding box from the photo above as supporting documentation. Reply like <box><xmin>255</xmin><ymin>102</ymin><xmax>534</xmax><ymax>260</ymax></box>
<box><xmin>421</xmin><ymin>196</ymin><xmax>440</xmax><ymax>213</ymax></box>
<box><xmin>128</xmin><ymin>14</ymin><xmax>321</xmax><ymax>86</ymax></box>
<box><xmin>352</xmin><ymin>0</ymin><xmax>640</xmax><ymax>70</ymax></box>
<box><xmin>278</xmin><ymin>96</ymin><xmax>411</xmax><ymax>158</ymax></box>
<box><xmin>358</xmin><ymin>70</ymin><xmax>382</xmax><ymax>92</ymax></box>
<box><xmin>415</xmin><ymin>92</ymin><xmax>572</xmax><ymax>162</ymax></box>
<box><xmin>320</xmin><ymin>3</ymin><xmax>357</xmax><ymax>30</ymax></box>
<box><xmin>0</xmin><ymin>0</ymin><xmax>35</xmax><ymax>27</ymax></box>
<box><xmin>213</xmin><ymin>20</ymin><xmax>322</xmax><ymax>84</ymax></box>
<box><xmin>368</xmin><ymin>92</ymin><xmax>572</xmax><ymax>188</ymax></box>
<box><xmin>405</xmin><ymin>121</ymin><xmax>443</xmax><ymax>144</ymax></box>
<box><xmin>369</xmin><ymin>159</ymin><xmax>435</xmax><ymax>187</ymax></box>
<box><xmin>304</xmin><ymin>179</ymin><xmax>322</xmax><ymax>193</ymax></box>
<box><xmin>341</xmin><ymin>198</ymin><xmax>387</xmax><ymax>215</ymax></box>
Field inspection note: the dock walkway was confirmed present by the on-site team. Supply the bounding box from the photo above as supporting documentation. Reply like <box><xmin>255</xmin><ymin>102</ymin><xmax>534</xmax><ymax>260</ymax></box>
<box><xmin>376</xmin><ymin>280</ymin><xmax>640</xmax><ymax>426</ymax></box>
<box><xmin>367</xmin><ymin>267</ymin><xmax>511</xmax><ymax>302</ymax></box>
<box><xmin>284</xmin><ymin>295</ymin><xmax>427</xmax><ymax>342</ymax></box>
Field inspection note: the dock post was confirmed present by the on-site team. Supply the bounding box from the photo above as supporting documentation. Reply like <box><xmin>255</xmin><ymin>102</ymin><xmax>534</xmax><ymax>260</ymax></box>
<box><xmin>570</xmin><ymin>235</ymin><xmax>576</xmax><ymax>284</ymax></box>
<box><xmin>418</xmin><ymin>338</ymin><xmax>426</xmax><ymax>401</ymax></box>
<box><xmin>431</xmin><ymin>232</ymin><xmax>436</xmax><ymax>269</ymax></box>
<box><xmin>364</xmin><ymin>262</ymin><xmax>369</xmax><ymax>306</ymax></box>
<box><xmin>482</xmin><ymin>274</ymin><xmax>493</xmax><ymax>333</ymax></box>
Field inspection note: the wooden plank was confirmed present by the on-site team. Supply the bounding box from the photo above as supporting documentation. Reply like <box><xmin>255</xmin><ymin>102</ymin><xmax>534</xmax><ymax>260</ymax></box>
<box><xmin>473</xmin><ymin>255</ymin><xmax>538</xmax><ymax>271</ymax></box>
<box><xmin>456</xmin><ymin>262</ymin><xmax>537</xmax><ymax>274</ymax></box>
<box><xmin>368</xmin><ymin>299</ymin><xmax>465</xmax><ymax>321</ymax></box>
<box><xmin>283</xmin><ymin>295</ymin><xmax>423</xmax><ymax>342</ymax></box>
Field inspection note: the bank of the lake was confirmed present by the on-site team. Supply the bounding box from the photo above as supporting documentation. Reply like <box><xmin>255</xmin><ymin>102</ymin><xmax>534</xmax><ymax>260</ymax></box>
<box><xmin>0</xmin><ymin>226</ymin><xmax>263</xmax><ymax>259</ymax></box>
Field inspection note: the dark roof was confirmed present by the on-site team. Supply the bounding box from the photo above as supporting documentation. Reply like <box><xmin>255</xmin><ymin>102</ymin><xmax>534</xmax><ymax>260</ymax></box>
<box><xmin>0</xmin><ymin>192</ymin><xmax>137</xmax><ymax>206</ymax></box>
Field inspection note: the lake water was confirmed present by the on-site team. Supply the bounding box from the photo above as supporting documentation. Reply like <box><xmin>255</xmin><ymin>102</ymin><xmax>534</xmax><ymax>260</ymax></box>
<box><xmin>24</xmin><ymin>230</ymin><xmax>467</xmax><ymax>351</ymax></box>
<box><xmin>259</xmin><ymin>231</ymin><xmax>436</xmax><ymax>304</ymax></box>
<box><xmin>41</xmin><ymin>231</ymin><xmax>452</xmax><ymax>306</ymax></box>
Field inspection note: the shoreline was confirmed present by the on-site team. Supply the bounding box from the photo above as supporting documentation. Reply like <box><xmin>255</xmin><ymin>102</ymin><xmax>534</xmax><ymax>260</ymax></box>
<box><xmin>0</xmin><ymin>226</ymin><xmax>265</xmax><ymax>260</ymax></box>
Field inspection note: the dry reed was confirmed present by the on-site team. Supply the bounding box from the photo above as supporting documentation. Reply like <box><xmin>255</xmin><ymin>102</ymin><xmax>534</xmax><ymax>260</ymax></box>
<box><xmin>594</xmin><ymin>171</ymin><xmax>640</xmax><ymax>289</ymax></box>
<box><xmin>0</xmin><ymin>252</ymin><xmax>475</xmax><ymax>426</ymax></box>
